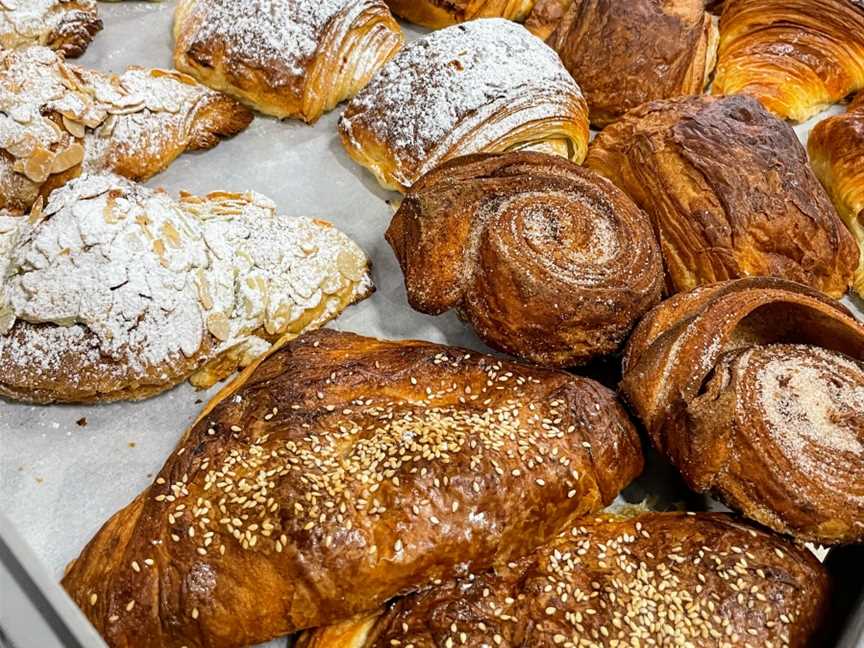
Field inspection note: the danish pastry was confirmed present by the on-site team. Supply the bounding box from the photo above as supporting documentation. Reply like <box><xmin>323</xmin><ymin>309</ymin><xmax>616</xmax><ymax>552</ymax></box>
<box><xmin>621</xmin><ymin>277</ymin><xmax>864</xmax><ymax>544</ymax></box>
<box><xmin>713</xmin><ymin>0</ymin><xmax>864</xmax><ymax>122</ymax></box>
<box><xmin>173</xmin><ymin>0</ymin><xmax>404</xmax><ymax>122</ymax></box>
<box><xmin>0</xmin><ymin>0</ymin><xmax>101</xmax><ymax>57</ymax></box>
<box><xmin>384</xmin><ymin>0</ymin><xmax>536</xmax><ymax>28</ymax></box>
<box><xmin>62</xmin><ymin>329</ymin><xmax>644</xmax><ymax>647</ymax></box>
<box><xmin>340</xmin><ymin>19</ymin><xmax>589</xmax><ymax>192</ymax></box>
<box><xmin>0</xmin><ymin>174</ymin><xmax>372</xmax><ymax>403</ymax></box>
<box><xmin>386</xmin><ymin>152</ymin><xmax>664</xmax><ymax>366</ymax></box>
<box><xmin>586</xmin><ymin>95</ymin><xmax>857</xmax><ymax>297</ymax></box>
<box><xmin>0</xmin><ymin>46</ymin><xmax>253</xmax><ymax>212</ymax></box>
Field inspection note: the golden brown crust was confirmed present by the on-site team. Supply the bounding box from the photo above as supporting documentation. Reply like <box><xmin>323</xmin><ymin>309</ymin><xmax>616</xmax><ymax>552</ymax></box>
<box><xmin>713</xmin><ymin>0</ymin><xmax>864</xmax><ymax>122</ymax></box>
<box><xmin>545</xmin><ymin>0</ymin><xmax>718</xmax><ymax>127</ymax></box>
<box><xmin>386</xmin><ymin>152</ymin><xmax>664</xmax><ymax>367</ymax></box>
<box><xmin>172</xmin><ymin>0</ymin><xmax>404</xmax><ymax>122</ymax></box>
<box><xmin>620</xmin><ymin>277</ymin><xmax>864</xmax><ymax>544</ymax></box>
<box><xmin>304</xmin><ymin>512</ymin><xmax>829</xmax><ymax>648</ymax></box>
<box><xmin>524</xmin><ymin>0</ymin><xmax>573</xmax><ymax>38</ymax></box>
<box><xmin>808</xmin><ymin>93</ymin><xmax>864</xmax><ymax>297</ymax></box>
<box><xmin>62</xmin><ymin>329</ymin><xmax>643</xmax><ymax>647</ymax></box>
<box><xmin>0</xmin><ymin>0</ymin><xmax>102</xmax><ymax>57</ymax></box>
<box><xmin>585</xmin><ymin>94</ymin><xmax>857</xmax><ymax>297</ymax></box>
<box><xmin>384</xmin><ymin>0</ymin><xmax>536</xmax><ymax>28</ymax></box>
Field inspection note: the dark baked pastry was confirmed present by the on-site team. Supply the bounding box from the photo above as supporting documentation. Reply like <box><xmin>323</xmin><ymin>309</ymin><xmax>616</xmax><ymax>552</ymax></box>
<box><xmin>621</xmin><ymin>277</ymin><xmax>864</xmax><ymax>544</ymax></box>
<box><xmin>0</xmin><ymin>0</ymin><xmax>101</xmax><ymax>57</ymax></box>
<box><xmin>386</xmin><ymin>152</ymin><xmax>664</xmax><ymax>367</ymax></box>
<box><xmin>545</xmin><ymin>0</ymin><xmax>718</xmax><ymax>127</ymax></box>
<box><xmin>62</xmin><ymin>329</ymin><xmax>644</xmax><ymax>647</ymax></box>
<box><xmin>301</xmin><ymin>511</ymin><xmax>829</xmax><ymax>648</ymax></box>
<box><xmin>713</xmin><ymin>0</ymin><xmax>864</xmax><ymax>122</ymax></box>
<box><xmin>586</xmin><ymin>94</ymin><xmax>857</xmax><ymax>297</ymax></box>
<box><xmin>524</xmin><ymin>0</ymin><xmax>573</xmax><ymax>38</ymax></box>
<box><xmin>384</xmin><ymin>0</ymin><xmax>536</xmax><ymax>28</ymax></box>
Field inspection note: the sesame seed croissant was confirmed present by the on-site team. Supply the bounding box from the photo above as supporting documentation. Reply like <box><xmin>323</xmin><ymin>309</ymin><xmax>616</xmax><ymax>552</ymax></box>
<box><xmin>0</xmin><ymin>0</ymin><xmax>102</xmax><ymax>57</ymax></box>
<box><xmin>61</xmin><ymin>329</ymin><xmax>643</xmax><ymax>647</ymax></box>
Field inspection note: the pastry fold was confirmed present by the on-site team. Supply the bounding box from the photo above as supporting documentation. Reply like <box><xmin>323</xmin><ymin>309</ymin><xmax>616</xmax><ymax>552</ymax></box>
<box><xmin>384</xmin><ymin>0</ymin><xmax>536</xmax><ymax>28</ymax></box>
<box><xmin>544</xmin><ymin>0</ymin><xmax>718</xmax><ymax>127</ymax></box>
<box><xmin>524</xmin><ymin>0</ymin><xmax>573</xmax><ymax>38</ymax></box>
<box><xmin>61</xmin><ymin>329</ymin><xmax>644</xmax><ymax>647</ymax></box>
<box><xmin>386</xmin><ymin>152</ymin><xmax>663</xmax><ymax>366</ymax></box>
<box><xmin>713</xmin><ymin>0</ymin><xmax>864</xmax><ymax>122</ymax></box>
<box><xmin>0</xmin><ymin>45</ymin><xmax>253</xmax><ymax>212</ymax></box>
<box><xmin>173</xmin><ymin>0</ymin><xmax>404</xmax><ymax>122</ymax></box>
<box><xmin>620</xmin><ymin>277</ymin><xmax>864</xmax><ymax>544</ymax></box>
<box><xmin>586</xmin><ymin>95</ymin><xmax>857</xmax><ymax>297</ymax></box>
<box><xmin>339</xmin><ymin>19</ymin><xmax>589</xmax><ymax>192</ymax></box>
<box><xmin>0</xmin><ymin>0</ymin><xmax>101</xmax><ymax>57</ymax></box>
<box><xmin>0</xmin><ymin>174</ymin><xmax>372</xmax><ymax>403</ymax></box>
<box><xmin>301</xmin><ymin>512</ymin><xmax>828</xmax><ymax>648</ymax></box>
<box><xmin>808</xmin><ymin>92</ymin><xmax>864</xmax><ymax>297</ymax></box>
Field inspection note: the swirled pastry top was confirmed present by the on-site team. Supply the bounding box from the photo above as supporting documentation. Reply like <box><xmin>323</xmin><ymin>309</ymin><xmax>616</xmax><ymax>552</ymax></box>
<box><xmin>384</xmin><ymin>0</ymin><xmax>537</xmax><ymax>28</ymax></box>
<box><xmin>339</xmin><ymin>19</ymin><xmax>589</xmax><ymax>192</ymax></box>
<box><xmin>0</xmin><ymin>0</ymin><xmax>101</xmax><ymax>57</ymax></box>
<box><xmin>0</xmin><ymin>174</ymin><xmax>372</xmax><ymax>403</ymax></box>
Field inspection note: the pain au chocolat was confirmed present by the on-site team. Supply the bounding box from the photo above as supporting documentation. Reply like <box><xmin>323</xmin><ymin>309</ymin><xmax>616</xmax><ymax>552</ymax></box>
<box><xmin>0</xmin><ymin>174</ymin><xmax>372</xmax><ymax>403</ymax></box>
<box><xmin>301</xmin><ymin>512</ymin><xmax>828</xmax><ymax>648</ymax></box>
<box><xmin>384</xmin><ymin>0</ymin><xmax>536</xmax><ymax>28</ymax></box>
<box><xmin>339</xmin><ymin>19</ymin><xmax>589</xmax><ymax>192</ymax></box>
<box><xmin>0</xmin><ymin>0</ymin><xmax>101</xmax><ymax>57</ymax></box>
<box><xmin>713</xmin><ymin>0</ymin><xmax>864</xmax><ymax>122</ymax></box>
<box><xmin>173</xmin><ymin>0</ymin><xmax>404</xmax><ymax>122</ymax></box>
<box><xmin>621</xmin><ymin>277</ymin><xmax>864</xmax><ymax>544</ymax></box>
<box><xmin>386</xmin><ymin>152</ymin><xmax>663</xmax><ymax>367</ymax></box>
<box><xmin>586</xmin><ymin>94</ymin><xmax>857</xmax><ymax>297</ymax></box>
<box><xmin>61</xmin><ymin>329</ymin><xmax>643</xmax><ymax>648</ymax></box>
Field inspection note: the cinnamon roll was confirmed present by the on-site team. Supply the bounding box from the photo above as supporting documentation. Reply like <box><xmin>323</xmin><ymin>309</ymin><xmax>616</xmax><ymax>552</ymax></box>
<box><xmin>384</xmin><ymin>0</ymin><xmax>536</xmax><ymax>28</ymax></box>
<box><xmin>173</xmin><ymin>0</ymin><xmax>404</xmax><ymax>122</ymax></box>
<box><xmin>386</xmin><ymin>152</ymin><xmax>664</xmax><ymax>366</ymax></box>
<box><xmin>0</xmin><ymin>0</ymin><xmax>101</xmax><ymax>57</ymax></box>
<box><xmin>544</xmin><ymin>0</ymin><xmax>718</xmax><ymax>127</ymax></box>
<box><xmin>620</xmin><ymin>277</ymin><xmax>864</xmax><ymax>544</ymax></box>
<box><xmin>713</xmin><ymin>0</ymin><xmax>864</xmax><ymax>122</ymax></box>
<box><xmin>339</xmin><ymin>19</ymin><xmax>589</xmax><ymax>192</ymax></box>
<box><xmin>586</xmin><ymin>94</ymin><xmax>857</xmax><ymax>297</ymax></box>
<box><xmin>808</xmin><ymin>92</ymin><xmax>864</xmax><ymax>297</ymax></box>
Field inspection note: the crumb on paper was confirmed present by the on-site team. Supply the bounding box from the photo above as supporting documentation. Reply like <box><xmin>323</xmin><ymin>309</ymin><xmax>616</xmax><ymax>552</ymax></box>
<box><xmin>128</xmin><ymin>441</ymin><xmax>136</xmax><ymax>448</ymax></box>
<box><xmin>76</xmin><ymin>417</ymin><xmax>87</xmax><ymax>427</ymax></box>
<box><xmin>195</xmin><ymin>398</ymin><xmax>203</xmax><ymax>404</ymax></box>
<box><xmin>35</xmin><ymin>476</ymin><xmax>44</xmax><ymax>484</ymax></box>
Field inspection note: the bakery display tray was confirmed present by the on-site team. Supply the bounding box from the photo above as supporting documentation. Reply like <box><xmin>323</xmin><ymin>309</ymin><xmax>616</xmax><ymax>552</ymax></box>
<box><xmin>0</xmin><ymin>2</ymin><xmax>862</xmax><ymax>647</ymax></box>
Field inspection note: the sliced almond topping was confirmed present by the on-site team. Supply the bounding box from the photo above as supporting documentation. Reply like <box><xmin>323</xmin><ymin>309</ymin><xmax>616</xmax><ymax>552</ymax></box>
<box><xmin>22</xmin><ymin>147</ymin><xmax>53</xmax><ymax>183</ymax></box>
<box><xmin>196</xmin><ymin>269</ymin><xmax>213</xmax><ymax>311</ymax></box>
<box><xmin>161</xmin><ymin>221</ymin><xmax>182</xmax><ymax>248</ymax></box>
<box><xmin>337</xmin><ymin>250</ymin><xmax>366</xmax><ymax>282</ymax></box>
<box><xmin>28</xmin><ymin>196</ymin><xmax>44</xmax><ymax>225</ymax></box>
<box><xmin>206</xmin><ymin>312</ymin><xmax>230</xmax><ymax>342</ymax></box>
<box><xmin>49</xmin><ymin>143</ymin><xmax>84</xmax><ymax>175</ymax></box>
<box><xmin>0</xmin><ymin>305</ymin><xmax>15</xmax><ymax>335</ymax></box>
<box><xmin>62</xmin><ymin>116</ymin><xmax>86</xmax><ymax>140</ymax></box>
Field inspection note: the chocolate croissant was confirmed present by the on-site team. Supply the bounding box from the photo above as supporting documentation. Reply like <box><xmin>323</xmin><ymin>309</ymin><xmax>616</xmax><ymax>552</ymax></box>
<box><xmin>0</xmin><ymin>0</ymin><xmax>101</xmax><ymax>57</ymax></box>
<box><xmin>620</xmin><ymin>277</ymin><xmax>864</xmax><ymax>544</ymax></box>
<box><xmin>384</xmin><ymin>0</ymin><xmax>536</xmax><ymax>28</ymax></box>
<box><xmin>586</xmin><ymin>94</ymin><xmax>857</xmax><ymax>297</ymax></box>
<box><xmin>386</xmin><ymin>152</ymin><xmax>664</xmax><ymax>367</ymax></box>
<box><xmin>61</xmin><ymin>329</ymin><xmax>644</xmax><ymax>647</ymax></box>
<box><xmin>0</xmin><ymin>174</ymin><xmax>372</xmax><ymax>404</ymax></box>
<box><xmin>301</xmin><ymin>512</ymin><xmax>829</xmax><ymax>648</ymax></box>
<box><xmin>173</xmin><ymin>0</ymin><xmax>404</xmax><ymax>122</ymax></box>
<box><xmin>0</xmin><ymin>45</ymin><xmax>253</xmax><ymax>212</ymax></box>
<box><xmin>808</xmin><ymin>92</ymin><xmax>864</xmax><ymax>297</ymax></box>
<box><xmin>340</xmin><ymin>19</ymin><xmax>590</xmax><ymax>192</ymax></box>
<box><xmin>713</xmin><ymin>0</ymin><xmax>864</xmax><ymax>122</ymax></box>
<box><xmin>544</xmin><ymin>0</ymin><xmax>718</xmax><ymax>127</ymax></box>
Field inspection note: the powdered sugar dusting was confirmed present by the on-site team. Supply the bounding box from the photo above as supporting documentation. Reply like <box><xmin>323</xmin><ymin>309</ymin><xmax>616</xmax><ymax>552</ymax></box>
<box><xmin>0</xmin><ymin>0</ymin><xmax>97</xmax><ymax>51</ymax></box>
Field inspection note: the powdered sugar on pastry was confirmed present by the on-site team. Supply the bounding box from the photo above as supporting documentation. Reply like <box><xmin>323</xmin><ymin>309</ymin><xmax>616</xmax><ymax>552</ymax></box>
<box><xmin>0</xmin><ymin>0</ymin><xmax>101</xmax><ymax>56</ymax></box>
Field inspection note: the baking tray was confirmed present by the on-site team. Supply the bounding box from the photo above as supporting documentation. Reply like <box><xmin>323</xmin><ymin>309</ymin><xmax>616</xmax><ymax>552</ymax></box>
<box><xmin>0</xmin><ymin>3</ymin><xmax>862</xmax><ymax>647</ymax></box>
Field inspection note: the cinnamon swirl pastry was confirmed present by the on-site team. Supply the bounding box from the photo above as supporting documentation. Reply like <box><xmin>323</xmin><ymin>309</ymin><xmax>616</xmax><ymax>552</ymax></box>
<box><xmin>384</xmin><ymin>0</ymin><xmax>536</xmax><ymax>28</ymax></box>
<box><xmin>0</xmin><ymin>46</ymin><xmax>253</xmax><ymax>212</ymax></box>
<box><xmin>0</xmin><ymin>0</ymin><xmax>101</xmax><ymax>57</ymax></box>
<box><xmin>386</xmin><ymin>152</ymin><xmax>664</xmax><ymax>366</ymax></box>
<box><xmin>339</xmin><ymin>19</ymin><xmax>589</xmax><ymax>192</ymax></box>
<box><xmin>544</xmin><ymin>0</ymin><xmax>718</xmax><ymax>127</ymax></box>
<box><xmin>586</xmin><ymin>94</ymin><xmax>857</xmax><ymax>297</ymax></box>
<box><xmin>0</xmin><ymin>174</ymin><xmax>372</xmax><ymax>403</ymax></box>
<box><xmin>620</xmin><ymin>277</ymin><xmax>864</xmax><ymax>544</ymax></box>
<box><xmin>809</xmin><ymin>92</ymin><xmax>864</xmax><ymax>297</ymax></box>
<box><xmin>713</xmin><ymin>0</ymin><xmax>864</xmax><ymax>122</ymax></box>
<box><xmin>173</xmin><ymin>0</ymin><xmax>404</xmax><ymax>122</ymax></box>
<box><xmin>301</xmin><ymin>512</ymin><xmax>829</xmax><ymax>648</ymax></box>
<box><xmin>62</xmin><ymin>329</ymin><xmax>643</xmax><ymax>647</ymax></box>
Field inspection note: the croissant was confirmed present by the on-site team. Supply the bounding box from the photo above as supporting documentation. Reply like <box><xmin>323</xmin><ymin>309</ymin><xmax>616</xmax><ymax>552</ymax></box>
<box><xmin>383</xmin><ymin>0</ymin><xmax>536</xmax><ymax>28</ymax></box>
<box><xmin>585</xmin><ymin>94</ymin><xmax>857</xmax><ymax>297</ymax></box>
<box><xmin>173</xmin><ymin>0</ymin><xmax>404</xmax><ymax>122</ymax></box>
<box><xmin>524</xmin><ymin>0</ymin><xmax>573</xmax><ymax>38</ymax></box>
<box><xmin>300</xmin><ymin>512</ymin><xmax>828</xmax><ymax>648</ymax></box>
<box><xmin>339</xmin><ymin>19</ymin><xmax>589</xmax><ymax>193</ymax></box>
<box><xmin>0</xmin><ymin>0</ymin><xmax>101</xmax><ymax>57</ymax></box>
<box><xmin>0</xmin><ymin>45</ymin><xmax>252</xmax><ymax>212</ymax></box>
<box><xmin>61</xmin><ymin>329</ymin><xmax>644</xmax><ymax>647</ymax></box>
<box><xmin>544</xmin><ymin>0</ymin><xmax>718</xmax><ymax>127</ymax></box>
<box><xmin>386</xmin><ymin>152</ymin><xmax>664</xmax><ymax>367</ymax></box>
<box><xmin>712</xmin><ymin>0</ymin><xmax>864</xmax><ymax>122</ymax></box>
<box><xmin>808</xmin><ymin>92</ymin><xmax>864</xmax><ymax>297</ymax></box>
<box><xmin>0</xmin><ymin>174</ymin><xmax>372</xmax><ymax>404</ymax></box>
<box><xmin>620</xmin><ymin>277</ymin><xmax>864</xmax><ymax>544</ymax></box>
